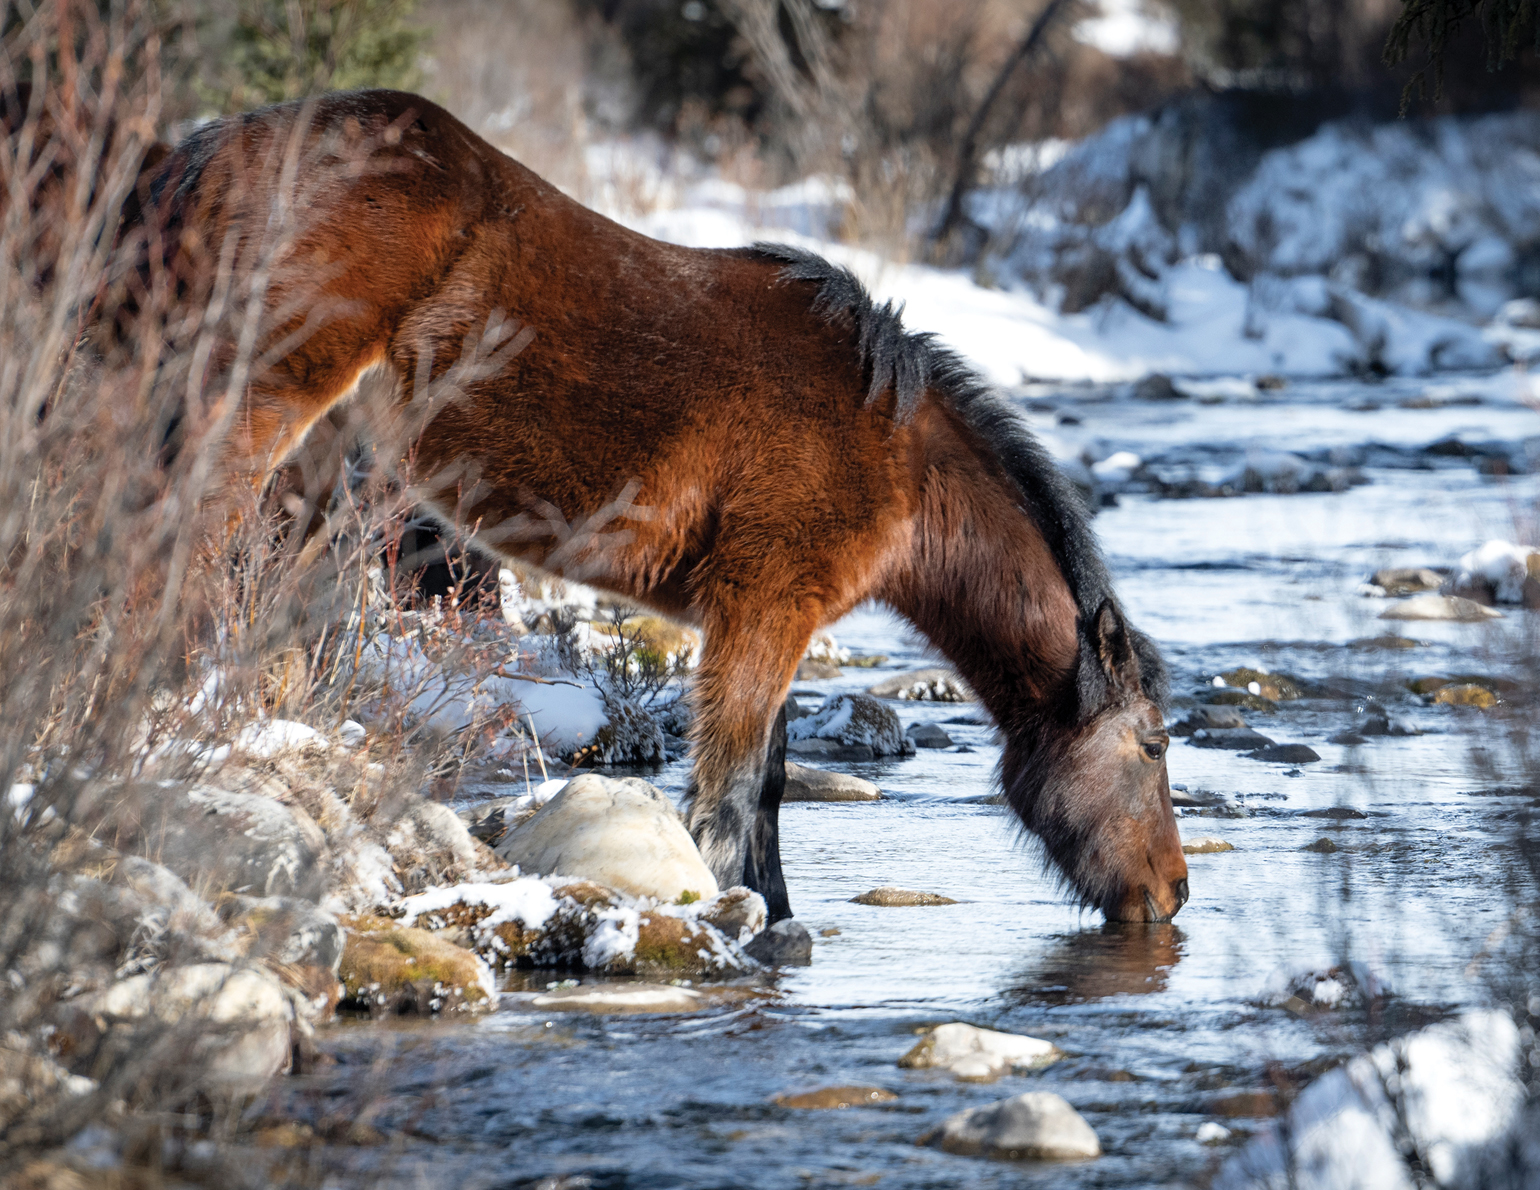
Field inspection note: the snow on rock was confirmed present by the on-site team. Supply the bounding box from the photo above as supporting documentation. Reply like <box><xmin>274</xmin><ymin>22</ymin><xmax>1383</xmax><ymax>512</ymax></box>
<box><xmin>384</xmin><ymin>794</ymin><xmax>506</xmax><ymax>893</ymax></box>
<box><xmin>899</xmin><ymin>1022</ymin><xmax>1063</xmax><ymax>1083</ymax></box>
<box><xmin>494</xmin><ymin>774</ymin><xmax>719</xmax><ymax>902</ymax></box>
<box><xmin>1216</xmin><ymin>1010</ymin><xmax>1525</xmax><ymax>1190</ymax></box>
<box><xmin>926</xmin><ymin>1091</ymin><xmax>1101</xmax><ymax>1160</ymax></box>
<box><xmin>1091</xmin><ymin>450</ymin><xmax>1143</xmax><ymax>484</ymax></box>
<box><xmin>866</xmin><ymin>667</ymin><xmax>976</xmax><ymax>703</ymax></box>
<box><xmin>233</xmin><ymin>720</ymin><xmax>329</xmax><ymax>758</ymax></box>
<box><xmin>398</xmin><ymin>877</ymin><xmax>560</xmax><ymax>935</ymax></box>
<box><xmin>1447</xmin><ymin>540</ymin><xmax>1540</xmax><ymax>605</ymax></box>
<box><xmin>787</xmin><ymin>694</ymin><xmax>913</xmax><ymax>759</ymax></box>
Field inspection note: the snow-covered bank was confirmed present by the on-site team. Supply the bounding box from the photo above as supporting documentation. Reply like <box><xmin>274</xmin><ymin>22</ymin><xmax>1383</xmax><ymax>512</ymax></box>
<box><xmin>596</xmin><ymin>105</ymin><xmax>1540</xmax><ymax>384</ymax></box>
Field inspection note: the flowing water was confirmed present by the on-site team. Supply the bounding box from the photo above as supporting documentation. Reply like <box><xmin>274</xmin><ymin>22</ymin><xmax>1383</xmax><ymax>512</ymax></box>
<box><xmin>268</xmin><ymin>375</ymin><xmax>1540</xmax><ymax>1188</ymax></box>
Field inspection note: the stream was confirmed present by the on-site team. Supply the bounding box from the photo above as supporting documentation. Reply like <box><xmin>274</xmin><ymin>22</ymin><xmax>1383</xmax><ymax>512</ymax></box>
<box><xmin>266</xmin><ymin>373</ymin><xmax>1540</xmax><ymax>1188</ymax></box>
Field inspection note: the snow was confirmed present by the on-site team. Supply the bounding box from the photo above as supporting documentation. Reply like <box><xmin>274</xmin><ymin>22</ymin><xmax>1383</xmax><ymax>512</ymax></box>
<box><xmin>1216</xmin><ymin>1010</ymin><xmax>1524</xmax><ymax>1190</ymax></box>
<box><xmin>582</xmin><ymin>903</ymin><xmax>641</xmax><ymax>969</ymax></box>
<box><xmin>1454</xmin><ymin>539</ymin><xmax>1537</xmax><ymax>603</ymax></box>
<box><xmin>1073</xmin><ymin>0</ymin><xmax>1180</xmax><ymax>56</ymax></box>
<box><xmin>398</xmin><ymin>877</ymin><xmax>560</xmax><ymax>932</ymax></box>
<box><xmin>232</xmin><ymin>720</ymin><xmax>329</xmax><ymax>758</ymax></box>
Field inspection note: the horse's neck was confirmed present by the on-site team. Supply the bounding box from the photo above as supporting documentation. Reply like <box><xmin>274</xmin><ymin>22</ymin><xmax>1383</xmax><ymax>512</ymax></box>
<box><xmin>884</xmin><ymin>420</ymin><xmax>1081</xmax><ymax>733</ymax></box>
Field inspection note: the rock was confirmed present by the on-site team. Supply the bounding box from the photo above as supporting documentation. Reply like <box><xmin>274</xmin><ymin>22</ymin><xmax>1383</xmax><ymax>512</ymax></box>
<box><xmin>338</xmin><ymin>923</ymin><xmax>494</xmax><ymax>1015</ymax></box>
<box><xmin>579</xmin><ymin>690</ymin><xmax>667</xmax><ymax>767</ymax></box>
<box><xmin>788</xmin><ymin>693</ymin><xmax>913</xmax><ymax>758</ymax></box>
<box><xmin>1203</xmin><ymin>689</ymin><xmax>1278</xmax><ymax>712</ymax></box>
<box><xmin>795</xmin><ymin>659</ymin><xmax>843</xmax><ymax>680</ymax></box>
<box><xmin>85</xmin><ymin>963</ymin><xmax>295</xmax><ymax>1091</ymax></box>
<box><xmin>530</xmin><ymin>982</ymin><xmax>705</xmax><ymax>1014</ymax></box>
<box><xmin>457</xmin><ymin>795</ymin><xmax>530</xmax><ymax>846</ymax></box>
<box><xmin>1262</xmin><ymin>962</ymin><xmax>1390</xmax><ymax>1012</ymax></box>
<box><xmin>786</xmin><ymin>737</ymin><xmax>874</xmax><ymax>760</ymax></box>
<box><xmin>495</xmin><ymin>774</ymin><xmax>719</xmax><ymax>902</ymax></box>
<box><xmin>1369</xmin><ymin>566</ymin><xmax>1444</xmax><ymax>596</ymax></box>
<box><xmin>744</xmin><ymin>919</ymin><xmax>813</xmax><ymax>967</ymax></box>
<box><xmin>899</xmin><ymin>1022</ymin><xmax>1062</xmax><ymax>1081</ymax></box>
<box><xmin>1217</xmin><ymin>668</ymin><xmax>1307</xmax><ymax>700</ymax></box>
<box><xmin>1246</xmin><ymin>744</ymin><xmax>1321</xmax><ymax>763</ymax></box>
<box><xmin>850</xmin><ymin>886</ymin><xmax>958</xmax><ymax>906</ymax></box>
<box><xmin>1379</xmin><ymin>594</ymin><xmax>1503</xmax><ymax>621</ymax></box>
<box><xmin>385</xmin><ymin>795</ymin><xmax>505</xmax><ymax>893</ymax></box>
<box><xmin>1304</xmin><ymin>837</ymin><xmax>1339</xmax><ymax>853</ymax></box>
<box><xmin>1170</xmin><ymin>706</ymin><xmax>1248</xmax><ymax>736</ymax></box>
<box><xmin>1334</xmin><ymin>708</ymin><xmax>1421</xmax><ymax>741</ymax></box>
<box><xmin>783</xmin><ymin>762</ymin><xmax>882</xmax><ymax>802</ymax></box>
<box><xmin>1447</xmin><ymin>540</ymin><xmax>1540</xmax><ymax>605</ymax></box>
<box><xmin>1133</xmin><ymin>373</ymin><xmax>1183</xmax><ymax>400</ymax></box>
<box><xmin>1432</xmin><ymin>683</ymin><xmax>1499</xmax><ymax>708</ymax></box>
<box><xmin>783</xmin><ymin>694</ymin><xmax>809</xmax><ymax>722</ymax></box>
<box><xmin>223</xmin><ymin>895</ymin><xmax>344</xmax><ymax>972</ymax></box>
<box><xmin>1189</xmin><ymin>728</ymin><xmax>1277</xmax><ymax>750</ymax></box>
<box><xmin>1303</xmin><ymin>807</ymin><xmax>1367</xmax><ymax>819</ymax></box>
<box><xmin>337</xmin><ymin>719</ymin><xmax>368</xmax><ymax>748</ymax></box>
<box><xmin>1183</xmin><ymin>837</ymin><xmax>1235</xmax><ymax>854</ymax></box>
<box><xmin>866</xmin><ymin>667</ymin><xmax>976</xmax><ymax>702</ymax></box>
<box><xmin>774</xmin><ymin>1086</ymin><xmax>898</xmax><ymax>1109</ymax></box>
<box><xmin>906</xmin><ymin>722</ymin><xmax>954</xmax><ymax>748</ymax></box>
<box><xmin>927</xmin><ymin>1092</ymin><xmax>1100</xmax><ymax>1160</ymax></box>
<box><xmin>695</xmin><ymin>887</ymin><xmax>768</xmax><ymax>941</ymax></box>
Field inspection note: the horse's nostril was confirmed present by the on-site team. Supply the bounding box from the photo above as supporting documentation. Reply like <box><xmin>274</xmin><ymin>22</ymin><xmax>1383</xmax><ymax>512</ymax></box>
<box><xmin>1172</xmin><ymin>878</ymin><xmax>1189</xmax><ymax>910</ymax></box>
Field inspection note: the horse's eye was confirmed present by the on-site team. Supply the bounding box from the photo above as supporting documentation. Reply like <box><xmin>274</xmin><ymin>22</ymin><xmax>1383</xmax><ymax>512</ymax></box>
<box><xmin>1142</xmin><ymin>739</ymin><xmax>1167</xmax><ymax>761</ymax></box>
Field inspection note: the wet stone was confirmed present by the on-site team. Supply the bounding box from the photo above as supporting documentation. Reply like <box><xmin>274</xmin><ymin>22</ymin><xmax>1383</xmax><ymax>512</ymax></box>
<box><xmin>1369</xmin><ymin>566</ymin><xmax>1445</xmax><ymax>596</ymax></box>
<box><xmin>906</xmin><ymin>722</ymin><xmax>954</xmax><ymax>749</ymax></box>
<box><xmin>850</xmin><ymin>887</ymin><xmax>958</xmax><ymax>907</ymax></box>
<box><xmin>1379</xmin><ymin>593</ymin><xmax>1503</xmax><ymax>621</ymax></box>
<box><xmin>926</xmin><ymin>1092</ymin><xmax>1101</xmax><ymax>1161</ymax></box>
<box><xmin>529</xmin><ymin>982</ymin><xmax>705</xmax><ymax>1014</ymax></box>
<box><xmin>783</xmin><ymin>762</ymin><xmax>881</xmax><ymax>803</ymax></box>
<box><xmin>1303</xmin><ymin>807</ymin><xmax>1367</xmax><ymax>819</ymax></box>
<box><xmin>1203</xmin><ymin>690</ymin><xmax>1279</xmax><ymax>712</ymax></box>
<box><xmin>1432</xmin><ymin>683</ymin><xmax>1499</xmax><ymax>709</ymax></box>
<box><xmin>744</xmin><ymin>919</ymin><xmax>813</xmax><ymax>967</ymax></box>
<box><xmin>773</xmin><ymin>1086</ymin><xmax>898</xmax><ymax>1109</ymax></box>
<box><xmin>1246</xmin><ymin>744</ymin><xmax>1321</xmax><ymax>763</ymax></box>
<box><xmin>1189</xmin><ymin>728</ymin><xmax>1276</xmax><ymax>750</ymax></box>
<box><xmin>1182</xmin><ymin>837</ymin><xmax>1235</xmax><ymax>854</ymax></box>
<box><xmin>899</xmin><ymin>1022</ymin><xmax>1061</xmax><ymax>1081</ymax></box>
<box><xmin>1170</xmin><ymin>706</ymin><xmax>1248</xmax><ymax>736</ymax></box>
<box><xmin>1304</xmin><ymin>837</ymin><xmax>1339</xmax><ymax>852</ymax></box>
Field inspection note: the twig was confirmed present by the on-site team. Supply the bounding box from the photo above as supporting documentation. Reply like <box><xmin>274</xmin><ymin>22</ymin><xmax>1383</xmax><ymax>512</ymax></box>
<box><xmin>526</xmin><ymin>712</ymin><xmax>549</xmax><ymax>781</ymax></box>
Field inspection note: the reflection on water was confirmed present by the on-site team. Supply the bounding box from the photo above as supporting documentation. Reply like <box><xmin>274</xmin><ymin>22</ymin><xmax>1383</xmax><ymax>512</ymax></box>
<box><xmin>1006</xmin><ymin>923</ymin><xmax>1185</xmax><ymax>1005</ymax></box>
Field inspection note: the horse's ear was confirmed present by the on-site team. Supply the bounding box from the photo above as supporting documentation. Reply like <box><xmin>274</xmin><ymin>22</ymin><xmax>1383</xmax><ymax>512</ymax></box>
<box><xmin>1090</xmin><ymin>599</ymin><xmax>1143</xmax><ymax>694</ymax></box>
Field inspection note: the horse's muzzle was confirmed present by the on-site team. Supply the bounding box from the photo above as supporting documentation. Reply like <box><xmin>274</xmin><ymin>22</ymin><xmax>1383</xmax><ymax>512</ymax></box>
<box><xmin>1112</xmin><ymin>878</ymin><xmax>1188</xmax><ymax>923</ymax></box>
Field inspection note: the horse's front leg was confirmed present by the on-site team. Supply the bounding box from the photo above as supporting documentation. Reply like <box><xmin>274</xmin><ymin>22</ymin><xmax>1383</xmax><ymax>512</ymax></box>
<box><xmin>685</xmin><ymin>608</ymin><xmax>812</xmax><ymax>923</ymax></box>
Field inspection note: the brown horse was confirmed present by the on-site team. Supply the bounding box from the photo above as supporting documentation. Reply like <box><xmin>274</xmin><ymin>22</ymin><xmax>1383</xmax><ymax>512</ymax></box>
<box><xmin>111</xmin><ymin>89</ymin><xmax>1188</xmax><ymax>925</ymax></box>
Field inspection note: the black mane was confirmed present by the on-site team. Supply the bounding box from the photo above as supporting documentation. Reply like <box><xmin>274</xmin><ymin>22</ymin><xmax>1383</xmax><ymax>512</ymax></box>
<box><xmin>747</xmin><ymin>241</ymin><xmax>1167</xmax><ymax>710</ymax></box>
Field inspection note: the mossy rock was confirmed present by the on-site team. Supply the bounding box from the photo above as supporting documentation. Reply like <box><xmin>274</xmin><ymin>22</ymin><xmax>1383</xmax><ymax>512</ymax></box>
<box><xmin>1217</xmin><ymin>668</ymin><xmax>1307</xmax><ymax>701</ymax></box>
<box><xmin>339</xmin><ymin>925</ymin><xmax>491</xmax><ymax>1015</ymax></box>
<box><xmin>1203</xmin><ymin>689</ymin><xmax>1278</xmax><ymax>712</ymax></box>
<box><xmin>627</xmin><ymin>913</ymin><xmax>722</xmax><ymax>974</ymax></box>
<box><xmin>1431</xmin><ymin>683</ymin><xmax>1498</xmax><ymax>709</ymax></box>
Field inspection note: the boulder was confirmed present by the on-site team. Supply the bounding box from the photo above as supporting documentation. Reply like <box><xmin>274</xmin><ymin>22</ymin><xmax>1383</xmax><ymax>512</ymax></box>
<box><xmin>899</xmin><ymin>1022</ymin><xmax>1062</xmax><ymax>1082</ymax></box>
<box><xmin>530</xmin><ymin>982</ymin><xmax>704</xmax><ymax>1014</ymax></box>
<box><xmin>906</xmin><ymin>722</ymin><xmax>954</xmax><ymax>749</ymax></box>
<box><xmin>581</xmin><ymin>691</ymin><xmax>667</xmax><ymax>767</ymax></box>
<box><xmin>1216</xmin><ymin>668</ymin><xmax>1306</xmax><ymax>701</ymax></box>
<box><xmin>1246</xmin><ymin>744</ymin><xmax>1322</xmax><ymax>763</ymax></box>
<box><xmin>851</xmin><ymin>886</ymin><xmax>958</xmax><ymax>907</ymax></box>
<box><xmin>1369</xmin><ymin>566</ymin><xmax>1444</xmax><ymax>596</ymax></box>
<box><xmin>1189</xmin><ymin>728</ymin><xmax>1277</xmax><ymax>750</ymax></box>
<box><xmin>385</xmin><ymin>795</ymin><xmax>506</xmax><ymax>893</ymax></box>
<box><xmin>338</xmin><ymin>922</ymin><xmax>495</xmax><ymax>1015</ymax></box>
<box><xmin>744</xmin><ymin>919</ymin><xmax>813</xmax><ymax>967</ymax></box>
<box><xmin>774</xmin><ymin>1086</ymin><xmax>898</xmax><ymax>1109</ymax></box>
<box><xmin>787</xmin><ymin>694</ymin><xmax>913</xmax><ymax>758</ymax></box>
<box><xmin>1379</xmin><ymin>594</ymin><xmax>1503</xmax><ymax>621</ymax></box>
<box><xmin>84</xmin><ymin>963</ymin><xmax>295</xmax><ymax>1092</ymax></box>
<box><xmin>783</xmin><ymin>762</ymin><xmax>882</xmax><ymax>803</ymax></box>
<box><xmin>1170</xmin><ymin>706</ymin><xmax>1248</xmax><ymax>735</ymax></box>
<box><xmin>866</xmin><ymin>667</ymin><xmax>976</xmax><ymax>702</ymax></box>
<box><xmin>1445</xmin><ymin>540</ymin><xmax>1540</xmax><ymax>605</ymax></box>
<box><xmin>1432</xmin><ymin>683</ymin><xmax>1498</xmax><ymax>709</ymax></box>
<box><xmin>695</xmin><ymin>887</ymin><xmax>768</xmax><ymax>941</ymax></box>
<box><xmin>927</xmin><ymin>1092</ymin><xmax>1100</xmax><ymax>1160</ymax></box>
<box><xmin>1183</xmin><ymin>837</ymin><xmax>1235</xmax><ymax>854</ymax></box>
<box><xmin>495</xmin><ymin>774</ymin><xmax>719</xmax><ymax>902</ymax></box>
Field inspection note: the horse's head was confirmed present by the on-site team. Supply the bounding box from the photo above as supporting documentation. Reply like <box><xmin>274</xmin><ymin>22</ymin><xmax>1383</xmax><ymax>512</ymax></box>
<box><xmin>1005</xmin><ymin>600</ymin><xmax>1188</xmax><ymax>923</ymax></box>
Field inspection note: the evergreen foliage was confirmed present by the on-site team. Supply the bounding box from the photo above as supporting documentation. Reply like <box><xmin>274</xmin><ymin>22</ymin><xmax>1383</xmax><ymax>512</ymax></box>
<box><xmin>1385</xmin><ymin>0</ymin><xmax>1540</xmax><ymax>104</ymax></box>
<box><xmin>202</xmin><ymin>0</ymin><xmax>427</xmax><ymax>112</ymax></box>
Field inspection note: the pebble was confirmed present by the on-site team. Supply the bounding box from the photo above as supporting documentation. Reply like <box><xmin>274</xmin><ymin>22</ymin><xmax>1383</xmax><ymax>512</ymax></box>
<box><xmin>850</xmin><ymin>886</ymin><xmax>958</xmax><ymax>907</ymax></box>
<box><xmin>773</xmin><ymin>1086</ymin><xmax>898</xmax><ymax>1109</ymax></box>
<box><xmin>783</xmin><ymin>762</ymin><xmax>882</xmax><ymax>802</ymax></box>
<box><xmin>1182</xmin><ymin>837</ymin><xmax>1234</xmax><ymax>854</ymax></box>
<box><xmin>926</xmin><ymin>1091</ymin><xmax>1101</xmax><ymax>1160</ymax></box>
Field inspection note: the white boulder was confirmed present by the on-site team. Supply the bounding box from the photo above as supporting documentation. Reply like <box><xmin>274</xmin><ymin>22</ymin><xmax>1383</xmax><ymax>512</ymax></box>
<box><xmin>930</xmin><ymin>1091</ymin><xmax>1101</xmax><ymax>1160</ymax></box>
<box><xmin>899</xmin><ymin>1022</ymin><xmax>1063</xmax><ymax>1082</ymax></box>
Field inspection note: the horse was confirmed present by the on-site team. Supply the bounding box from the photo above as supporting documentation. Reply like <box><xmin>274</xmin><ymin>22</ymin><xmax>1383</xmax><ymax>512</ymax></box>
<box><xmin>109</xmin><ymin>88</ymin><xmax>1189</xmax><ymax>926</ymax></box>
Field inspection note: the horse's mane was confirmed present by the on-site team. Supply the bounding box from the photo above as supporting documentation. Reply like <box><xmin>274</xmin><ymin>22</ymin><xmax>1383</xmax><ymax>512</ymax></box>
<box><xmin>745</xmin><ymin>241</ymin><xmax>1167</xmax><ymax>711</ymax></box>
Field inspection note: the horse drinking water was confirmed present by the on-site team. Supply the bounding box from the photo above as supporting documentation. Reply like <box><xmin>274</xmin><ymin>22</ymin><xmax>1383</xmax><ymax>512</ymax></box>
<box><xmin>112</xmin><ymin>89</ymin><xmax>1188</xmax><ymax>926</ymax></box>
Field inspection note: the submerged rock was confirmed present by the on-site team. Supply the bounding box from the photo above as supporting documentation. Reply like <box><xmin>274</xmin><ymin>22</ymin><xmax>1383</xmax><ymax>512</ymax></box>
<box><xmin>1203</xmin><ymin>689</ymin><xmax>1279</xmax><ymax>712</ymax></box>
<box><xmin>1379</xmin><ymin>593</ymin><xmax>1503</xmax><ymax>621</ymax></box>
<box><xmin>906</xmin><ymin>722</ymin><xmax>954</xmax><ymax>748</ymax></box>
<box><xmin>1189</xmin><ymin>728</ymin><xmax>1277</xmax><ymax>750</ymax></box>
<box><xmin>851</xmin><ymin>886</ymin><xmax>959</xmax><ymax>907</ymax></box>
<box><xmin>866</xmin><ymin>667</ymin><xmax>976</xmax><ymax>702</ymax></box>
<box><xmin>1217</xmin><ymin>668</ymin><xmax>1307</xmax><ymax>700</ymax></box>
<box><xmin>774</xmin><ymin>1085</ymin><xmax>898</xmax><ymax>1109</ymax></box>
<box><xmin>1368</xmin><ymin>566</ymin><xmax>1445</xmax><ymax>595</ymax></box>
<box><xmin>1246</xmin><ymin>743</ymin><xmax>1321</xmax><ymax>763</ymax></box>
<box><xmin>744</xmin><ymin>919</ymin><xmax>813</xmax><ymax>967</ymax></box>
<box><xmin>926</xmin><ymin>1092</ymin><xmax>1100</xmax><ymax>1160</ymax></box>
<box><xmin>495</xmin><ymin>774</ymin><xmax>719</xmax><ymax>902</ymax></box>
<box><xmin>1170</xmin><ymin>706</ymin><xmax>1248</xmax><ymax>736</ymax></box>
<box><xmin>787</xmin><ymin>694</ymin><xmax>913</xmax><ymax>758</ymax></box>
<box><xmin>899</xmin><ymin>1022</ymin><xmax>1062</xmax><ymax>1082</ymax></box>
<box><xmin>783</xmin><ymin>762</ymin><xmax>882</xmax><ymax>803</ymax></box>
<box><xmin>1431</xmin><ymin>683</ymin><xmax>1499</xmax><ymax>709</ymax></box>
<box><xmin>1182</xmin><ymin>837</ymin><xmax>1235</xmax><ymax>854</ymax></box>
<box><xmin>530</xmin><ymin>982</ymin><xmax>705</xmax><ymax>1014</ymax></box>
